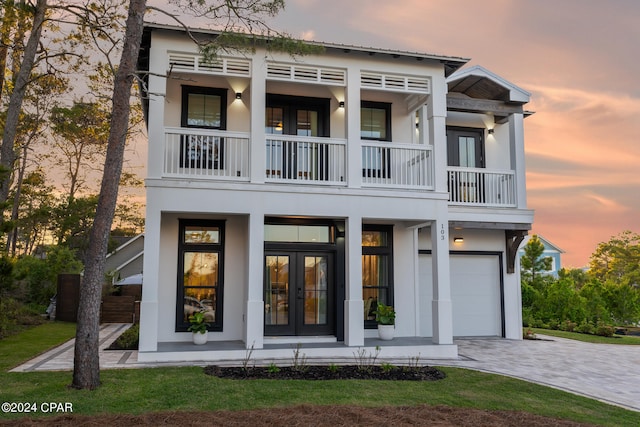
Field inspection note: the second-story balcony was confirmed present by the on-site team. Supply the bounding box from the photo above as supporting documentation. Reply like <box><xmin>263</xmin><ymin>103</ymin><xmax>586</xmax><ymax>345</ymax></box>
<box><xmin>162</xmin><ymin>128</ymin><xmax>516</xmax><ymax>207</ymax></box>
<box><xmin>447</xmin><ymin>167</ymin><xmax>516</xmax><ymax>207</ymax></box>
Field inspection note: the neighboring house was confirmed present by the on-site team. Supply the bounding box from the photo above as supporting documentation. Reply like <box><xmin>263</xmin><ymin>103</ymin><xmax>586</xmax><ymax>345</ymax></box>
<box><xmin>136</xmin><ymin>24</ymin><xmax>534</xmax><ymax>362</ymax></box>
<box><xmin>519</xmin><ymin>235</ymin><xmax>565</xmax><ymax>276</ymax></box>
<box><xmin>104</xmin><ymin>234</ymin><xmax>144</xmax><ymax>283</ymax></box>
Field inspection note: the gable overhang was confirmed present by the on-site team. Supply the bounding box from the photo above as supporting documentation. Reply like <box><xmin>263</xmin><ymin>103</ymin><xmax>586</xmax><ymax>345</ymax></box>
<box><xmin>447</xmin><ymin>65</ymin><xmax>531</xmax><ymax>104</ymax></box>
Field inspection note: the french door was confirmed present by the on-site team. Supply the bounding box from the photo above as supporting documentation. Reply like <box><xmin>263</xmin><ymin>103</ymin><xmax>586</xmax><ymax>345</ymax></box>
<box><xmin>447</xmin><ymin>127</ymin><xmax>486</xmax><ymax>203</ymax></box>
<box><xmin>264</xmin><ymin>251</ymin><xmax>334</xmax><ymax>336</ymax></box>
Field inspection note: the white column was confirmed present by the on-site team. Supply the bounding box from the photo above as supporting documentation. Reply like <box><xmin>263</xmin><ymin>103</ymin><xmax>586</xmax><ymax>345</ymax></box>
<box><xmin>427</xmin><ymin>88</ymin><xmax>448</xmax><ymax>194</ymax></box>
<box><xmin>344</xmin><ymin>215</ymin><xmax>364</xmax><ymax>346</ymax></box>
<box><xmin>139</xmin><ymin>202</ymin><xmax>161</xmax><ymax>352</ymax></box>
<box><xmin>249</xmin><ymin>53</ymin><xmax>267</xmax><ymax>184</ymax></box>
<box><xmin>431</xmin><ymin>205</ymin><xmax>453</xmax><ymax>344</ymax></box>
<box><xmin>509</xmin><ymin>113</ymin><xmax>527</xmax><ymax>208</ymax></box>
<box><xmin>418</xmin><ymin>105</ymin><xmax>429</xmax><ymax>145</ymax></box>
<box><xmin>146</xmin><ymin>42</ymin><xmax>167</xmax><ymax>179</ymax></box>
<box><xmin>244</xmin><ymin>212</ymin><xmax>264</xmax><ymax>349</ymax></box>
<box><xmin>345</xmin><ymin>66</ymin><xmax>362</xmax><ymax>188</ymax></box>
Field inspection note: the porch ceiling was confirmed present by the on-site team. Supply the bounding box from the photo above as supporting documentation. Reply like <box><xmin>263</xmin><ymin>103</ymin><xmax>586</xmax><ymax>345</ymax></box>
<box><xmin>448</xmin><ymin>74</ymin><xmax>511</xmax><ymax>101</ymax></box>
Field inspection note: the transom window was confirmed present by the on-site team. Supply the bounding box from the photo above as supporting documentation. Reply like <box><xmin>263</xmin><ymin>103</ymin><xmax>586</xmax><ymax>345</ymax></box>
<box><xmin>362</xmin><ymin>225</ymin><xmax>393</xmax><ymax>328</ymax></box>
<box><xmin>177</xmin><ymin>219</ymin><xmax>225</xmax><ymax>332</ymax></box>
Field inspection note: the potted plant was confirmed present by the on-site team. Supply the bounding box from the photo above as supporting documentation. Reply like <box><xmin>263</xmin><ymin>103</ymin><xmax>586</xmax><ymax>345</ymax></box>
<box><xmin>188</xmin><ymin>311</ymin><xmax>210</xmax><ymax>345</ymax></box>
<box><xmin>373</xmin><ymin>302</ymin><xmax>396</xmax><ymax>340</ymax></box>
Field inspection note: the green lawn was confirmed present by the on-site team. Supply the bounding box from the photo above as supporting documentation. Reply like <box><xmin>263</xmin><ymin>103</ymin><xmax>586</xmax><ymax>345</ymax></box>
<box><xmin>1</xmin><ymin>323</ymin><xmax>638</xmax><ymax>426</ymax></box>
<box><xmin>531</xmin><ymin>328</ymin><xmax>640</xmax><ymax>345</ymax></box>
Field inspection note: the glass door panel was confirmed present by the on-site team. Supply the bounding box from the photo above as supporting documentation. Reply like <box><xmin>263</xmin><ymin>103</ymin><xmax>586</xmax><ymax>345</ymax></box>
<box><xmin>265</xmin><ymin>255</ymin><xmax>290</xmax><ymax>327</ymax></box>
<box><xmin>303</xmin><ymin>256</ymin><xmax>328</xmax><ymax>325</ymax></box>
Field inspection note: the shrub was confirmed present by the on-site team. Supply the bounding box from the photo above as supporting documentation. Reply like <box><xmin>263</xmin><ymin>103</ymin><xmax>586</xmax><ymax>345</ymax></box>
<box><xmin>0</xmin><ymin>297</ymin><xmax>44</xmax><ymax>338</ymax></box>
<box><xmin>110</xmin><ymin>324</ymin><xmax>139</xmax><ymax>350</ymax></box>
<box><xmin>595</xmin><ymin>323</ymin><xmax>615</xmax><ymax>337</ymax></box>
<box><xmin>559</xmin><ymin>320</ymin><xmax>577</xmax><ymax>332</ymax></box>
<box><xmin>0</xmin><ymin>256</ymin><xmax>15</xmax><ymax>293</ymax></box>
<box><xmin>575</xmin><ymin>321</ymin><xmax>595</xmax><ymax>335</ymax></box>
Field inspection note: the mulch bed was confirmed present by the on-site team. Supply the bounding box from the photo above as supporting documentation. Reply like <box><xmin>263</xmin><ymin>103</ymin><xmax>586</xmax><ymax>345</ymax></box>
<box><xmin>204</xmin><ymin>364</ymin><xmax>446</xmax><ymax>381</ymax></box>
<box><xmin>1</xmin><ymin>405</ymin><xmax>597</xmax><ymax>426</ymax></box>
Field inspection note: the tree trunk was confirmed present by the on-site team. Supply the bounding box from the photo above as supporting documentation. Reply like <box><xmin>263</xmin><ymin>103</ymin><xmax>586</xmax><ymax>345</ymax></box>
<box><xmin>0</xmin><ymin>0</ymin><xmax>47</xmax><ymax>208</ymax></box>
<box><xmin>0</xmin><ymin>1</ymin><xmax>17</xmax><ymax>97</ymax></box>
<box><xmin>71</xmin><ymin>0</ymin><xmax>147</xmax><ymax>390</ymax></box>
<box><xmin>6</xmin><ymin>143</ymin><xmax>29</xmax><ymax>255</ymax></box>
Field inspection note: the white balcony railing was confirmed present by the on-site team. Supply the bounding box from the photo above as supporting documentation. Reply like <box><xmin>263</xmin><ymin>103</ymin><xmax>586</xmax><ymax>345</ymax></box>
<box><xmin>265</xmin><ymin>135</ymin><xmax>347</xmax><ymax>185</ymax></box>
<box><xmin>361</xmin><ymin>142</ymin><xmax>434</xmax><ymax>189</ymax></box>
<box><xmin>164</xmin><ymin>127</ymin><xmax>250</xmax><ymax>180</ymax></box>
<box><xmin>163</xmin><ymin>128</ymin><xmax>519</xmax><ymax>207</ymax></box>
<box><xmin>447</xmin><ymin>167</ymin><xmax>516</xmax><ymax>207</ymax></box>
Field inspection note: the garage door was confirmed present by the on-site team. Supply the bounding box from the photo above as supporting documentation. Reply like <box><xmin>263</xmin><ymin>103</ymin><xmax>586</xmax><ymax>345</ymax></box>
<box><xmin>419</xmin><ymin>253</ymin><xmax>502</xmax><ymax>337</ymax></box>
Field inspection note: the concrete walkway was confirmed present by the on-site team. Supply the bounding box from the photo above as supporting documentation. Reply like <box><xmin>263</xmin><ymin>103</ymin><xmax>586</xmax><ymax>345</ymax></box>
<box><xmin>11</xmin><ymin>324</ymin><xmax>640</xmax><ymax>413</ymax></box>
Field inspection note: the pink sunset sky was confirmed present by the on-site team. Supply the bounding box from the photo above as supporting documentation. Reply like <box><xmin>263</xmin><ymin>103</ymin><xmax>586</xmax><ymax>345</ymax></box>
<box><xmin>266</xmin><ymin>0</ymin><xmax>640</xmax><ymax>267</ymax></box>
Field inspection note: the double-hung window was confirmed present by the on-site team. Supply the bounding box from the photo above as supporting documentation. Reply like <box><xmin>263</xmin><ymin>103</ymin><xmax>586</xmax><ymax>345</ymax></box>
<box><xmin>362</xmin><ymin>225</ymin><xmax>393</xmax><ymax>328</ymax></box>
<box><xmin>177</xmin><ymin>219</ymin><xmax>225</xmax><ymax>332</ymax></box>
<box><xmin>180</xmin><ymin>86</ymin><xmax>227</xmax><ymax>170</ymax></box>
<box><xmin>361</xmin><ymin>101</ymin><xmax>391</xmax><ymax>178</ymax></box>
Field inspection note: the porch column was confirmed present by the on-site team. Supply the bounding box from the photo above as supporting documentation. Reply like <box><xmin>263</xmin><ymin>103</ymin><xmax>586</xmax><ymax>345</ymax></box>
<box><xmin>146</xmin><ymin>39</ymin><xmax>166</xmax><ymax>179</ymax></box>
<box><xmin>244</xmin><ymin>212</ymin><xmax>264</xmax><ymax>349</ymax></box>
<box><xmin>344</xmin><ymin>214</ymin><xmax>364</xmax><ymax>346</ymax></box>
<box><xmin>508</xmin><ymin>113</ymin><xmax>527</xmax><ymax>208</ymax></box>
<box><xmin>427</xmin><ymin>85</ymin><xmax>448</xmax><ymax>194</ymax></box>
<box><xmin>345</xmin><ymin>65</ymin><xmax>362</xmax><ymax>188</ymax></box>
<box><xmin>139</xmin><ymin>203</ymin><xmax>161</xmax><ymax>352</ymax></box>
<box><xmin>431</xmin><ymin>205</ymin><xmax>453</xmax><ymax>344</ymax></box>
<box><xmin>249</xmin><ymin>53</ymin><xmax>267</xmax><ymax>184</ymax></box>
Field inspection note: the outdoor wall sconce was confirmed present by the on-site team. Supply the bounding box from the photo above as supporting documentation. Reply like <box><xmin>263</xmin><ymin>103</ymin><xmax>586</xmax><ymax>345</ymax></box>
<box><xmin>235</xmin><ymin>92</ymin><xmax>242</xmax><ymax>100</ymax></box>
<box><xmin>487</xmin><ymin>128</ymin><xmax>494</xmax><ymax>135</ymax></box>
<box><xmin>453</xmin><ymin>237</ymin><xmax>464</xmax><ymax>243</ymax></box>
<box><xmin>339</xmin><ymin>101</ymin><xmax>345</xmax><ymax>108</ymax></box>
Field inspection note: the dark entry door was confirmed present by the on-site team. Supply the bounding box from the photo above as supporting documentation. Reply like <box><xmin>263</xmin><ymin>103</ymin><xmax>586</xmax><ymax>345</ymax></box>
<box><xmin>447</xmin><ymin>127</ymin><xmax>485</xmax><ymax>203</ymax></box>
<box><xmin>264</xmin><ymin>252</ymin><xmax>334</xmax><ymax>336</ymax></box>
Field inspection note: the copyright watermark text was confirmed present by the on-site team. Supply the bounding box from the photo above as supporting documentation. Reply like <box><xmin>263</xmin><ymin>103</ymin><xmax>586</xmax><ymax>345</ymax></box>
<box><xmin>2</xmin><ymin>402</ymin><xmax>73</xmax><ymax>414</ymax></box>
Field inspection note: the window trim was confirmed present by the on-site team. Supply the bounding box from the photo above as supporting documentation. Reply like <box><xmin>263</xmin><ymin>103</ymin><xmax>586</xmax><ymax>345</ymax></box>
<box><xmin>446</xmin><ymin>126</ymin><xmax>485</xmax><ymax>168</ymax></box>
<box><xmin>362</xmin><ymin>224</ymin><xmax>394</xmax><ymax>329</ymax></box>
<box><xmin>180</xmin><ymin>86</ymin><xmax>228</xmax><ymax>170</ymax></box>
<box><xmin>176</xmin><ymin>219</ymin><xmax>225</xmax><ymax>332</ymax></box>
<box><xmin>181</xmin><ymin>85</ymin><xmax>228</xmax><ymax>130</ymax></box>
<box><xmin>361</xmin><ymin>101</ymin><xmax>392</xmax><ymax>178</ymax></box>
<box><xmin>360</xmin><ymin>101</ymin><xmax>391</xmax><ymax>142</ymax></box>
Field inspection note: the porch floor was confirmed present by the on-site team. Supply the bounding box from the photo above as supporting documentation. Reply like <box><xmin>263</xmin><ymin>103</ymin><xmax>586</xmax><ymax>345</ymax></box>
<box><xmin>139</xmin><ymin>337</ymin><xmax>459</xmax><ymax>364</ymax></box>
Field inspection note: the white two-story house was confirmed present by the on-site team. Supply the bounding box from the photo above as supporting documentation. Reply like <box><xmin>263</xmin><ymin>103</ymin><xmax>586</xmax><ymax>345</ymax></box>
<box><xmin>136</xmin><ymin>23</ymin><xmax>534</xmax><ymax>362</ymax></box>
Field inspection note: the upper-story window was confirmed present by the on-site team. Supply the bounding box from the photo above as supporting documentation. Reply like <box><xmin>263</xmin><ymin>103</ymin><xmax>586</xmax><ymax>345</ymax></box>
<box><xmin>181</xmin><ymin>86</ymin><xmax>227</xmax><ymax>169</ymax></box>
<box><xmin>361</xmin><ymin>101</ymin><xmax>391</xmax><ymax>141</ymax></box>
<box><xmin>361</xmin><ymin>101</ymin><xmax>391</xmax><ymax>178</ymax></box>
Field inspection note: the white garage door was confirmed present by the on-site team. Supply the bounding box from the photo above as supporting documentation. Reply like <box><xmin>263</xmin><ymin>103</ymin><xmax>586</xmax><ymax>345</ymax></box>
<box><xmin>418</xmin><ymin>253</ymin><xmax>502</xmax><ymax>337</ymax></box>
